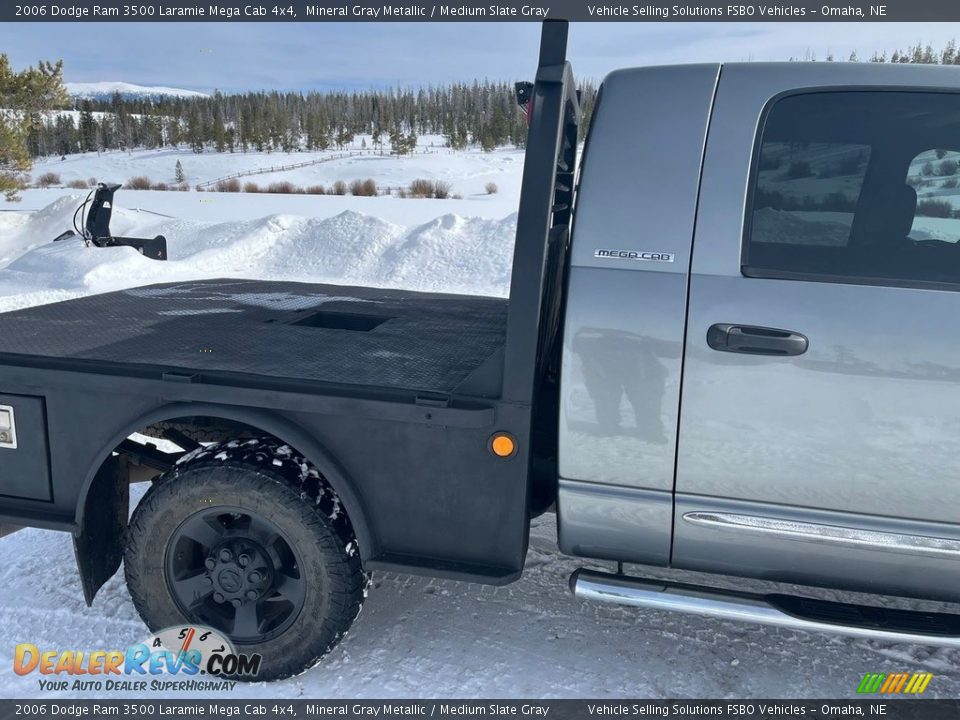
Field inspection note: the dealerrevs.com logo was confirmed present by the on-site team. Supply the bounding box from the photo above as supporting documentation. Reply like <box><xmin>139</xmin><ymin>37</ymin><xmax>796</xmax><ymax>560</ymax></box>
<box><xmin>14</xmin><ymin>625</ymin><xmax>261</xmax><ymax>692</ymax></box>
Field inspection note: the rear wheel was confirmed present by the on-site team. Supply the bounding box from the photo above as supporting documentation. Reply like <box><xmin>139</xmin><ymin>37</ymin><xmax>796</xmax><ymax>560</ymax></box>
<box><xmin>124</xmin><ymin>439</ymin><xmax>366</xmax><ymax>681</ymax></box>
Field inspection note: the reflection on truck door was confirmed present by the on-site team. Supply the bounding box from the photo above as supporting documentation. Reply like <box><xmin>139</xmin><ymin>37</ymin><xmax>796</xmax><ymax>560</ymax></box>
<box><xmin>675</xmin><ymin>75</ymin><xmax>960</xmax><ymax>601</ymax></box>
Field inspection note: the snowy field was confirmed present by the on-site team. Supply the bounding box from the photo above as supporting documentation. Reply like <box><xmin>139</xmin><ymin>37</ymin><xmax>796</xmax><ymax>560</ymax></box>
<box><xmin>30</xmin><ymin>135</ymin><xmax>523</xmax><ymax>202</ymax></box>
<box><xmin>2</xmin><ymin>146</ymin><xmax>960</xmax><ymax>699</ymax></box>
<box><xmin>0</xmin><ymin>141</ymin><xmax>523</xmax><ymax>311</ymax></box>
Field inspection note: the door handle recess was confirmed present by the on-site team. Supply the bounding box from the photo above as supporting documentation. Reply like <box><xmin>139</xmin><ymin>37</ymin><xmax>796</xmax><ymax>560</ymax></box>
<box><xmin>707</xmin><ymin>324</ymin><xmax>808</xmax><ymax>356</ymax></box>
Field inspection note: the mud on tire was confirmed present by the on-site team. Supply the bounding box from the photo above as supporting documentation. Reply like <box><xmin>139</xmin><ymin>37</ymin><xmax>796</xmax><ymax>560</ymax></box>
<box><xmin>124</xmin><ymin>438</ymin><xmax>367</xmax><ymax>681</ymax></box>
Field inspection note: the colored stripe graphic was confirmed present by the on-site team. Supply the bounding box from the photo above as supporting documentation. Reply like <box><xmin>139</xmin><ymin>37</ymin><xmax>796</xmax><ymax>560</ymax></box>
<box><xmin>858</xmin><ymin>672</ymin><xmax>932</xmax><ymax>694</ymax></box>
<box><xmin>909</xmin><ymin>673</ymin><xmax>933</xmax><ymax>694</ymax></box>
<box><xmin>857</xmin><ymin>673</ymin><xmax>885</xmax><ymax>693</ymax></box>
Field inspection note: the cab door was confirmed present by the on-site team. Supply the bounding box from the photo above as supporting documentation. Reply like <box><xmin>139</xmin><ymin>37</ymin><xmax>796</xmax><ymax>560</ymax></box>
<box><xmin>674</xmin><ymin>64</ymin><xmax>960</xmax><ymax>603</ymax></box>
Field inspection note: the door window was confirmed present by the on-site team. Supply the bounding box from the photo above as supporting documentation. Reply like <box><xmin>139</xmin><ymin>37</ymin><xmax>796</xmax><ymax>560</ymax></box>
<box><xmin>744</xmin><ymin>91</ymin><xmax>960</xmax><ymax>287</ymax></box>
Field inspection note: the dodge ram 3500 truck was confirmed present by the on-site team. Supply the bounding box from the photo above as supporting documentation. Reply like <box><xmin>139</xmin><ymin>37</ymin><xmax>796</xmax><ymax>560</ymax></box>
<box><xmin>4</xmin><ymin>21</ymin><xmax>960</xmax><ymax>680</ymax></box>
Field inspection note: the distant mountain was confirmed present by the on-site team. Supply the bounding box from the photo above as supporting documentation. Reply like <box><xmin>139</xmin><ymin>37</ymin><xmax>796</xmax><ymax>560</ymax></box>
<box><xmin>65</xmin><ymin>81</ymin><xmax>208</xmax><ymax>100</ymax></box>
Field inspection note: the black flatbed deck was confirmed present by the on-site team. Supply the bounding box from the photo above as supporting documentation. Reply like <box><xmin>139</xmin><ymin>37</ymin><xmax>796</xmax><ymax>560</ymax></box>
<box><xmin>0</xmin><ymin>279</ymin><xmax>508</xmax><ymax>394</ymax></box>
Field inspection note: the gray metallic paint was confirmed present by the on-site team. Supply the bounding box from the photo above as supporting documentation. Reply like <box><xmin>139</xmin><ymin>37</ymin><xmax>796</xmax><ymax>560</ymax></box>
<box><xmin>559</xmin><ymin>269</ymin><xmax>684</xmax><ymax>489</ymax></box>
<box><xmin>682</xmin><ymin>510</ymin><xmax>960</xmax><ymax>559</ymax></box>
<box><xmin>558</xmin><ymin>63</ymin><xmax>718</xmax><ymax>485</ymax></box>
<box><xmin>568</xmin><ymin>64</ymin><xmax>721</xmax><ymax>273</ymax></box>
<box><xmin>678</xmin><ymin>274</ymin><xmax>960</xmax><ymax>523</ymax></box>
<box><xmin>557</xmin><ymin>63</ymin><xmax>719</xmax><ymax>563</ymax></box>
<box><xmin>676</xmin><ymin>62</ymin><xmax>960</xmax><ymax>599</ymax></box>
<box><xmin>561</xmin><ymin>61</ymin><xmax>960</xmax><ymax>601</ymax></box>
<box><xmin>557</xmin><ymin>479</ymin><xmax>671</xmax><ymax>565</ymax></box>
<box><xmin>674</xmin><ymin>495</ymin><xmax>960</xmax><ymax>603</ymax></box>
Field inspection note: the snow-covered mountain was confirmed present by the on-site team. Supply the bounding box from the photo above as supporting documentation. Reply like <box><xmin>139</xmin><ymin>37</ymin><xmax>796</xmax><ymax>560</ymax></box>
<box><xmin>65</xmin><ymin>81</ymin><xmax>208</xmax><ymax>100</ymax></box>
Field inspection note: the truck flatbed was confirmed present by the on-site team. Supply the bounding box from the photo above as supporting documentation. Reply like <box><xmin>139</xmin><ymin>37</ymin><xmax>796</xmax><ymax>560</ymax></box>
<box><xmin>0</xmin><ymin>22</ymin><xmax>582</xmax><ymax>673</ymax></box>
<box><xmin>0</xmin><ymin>279</ymin><xmax>508</xmax><ymax>394</ymax></box>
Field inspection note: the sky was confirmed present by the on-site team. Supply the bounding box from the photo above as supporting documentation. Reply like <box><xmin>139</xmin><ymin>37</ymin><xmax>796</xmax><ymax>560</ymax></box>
<box><xmin>1</xmin><ymin>22</ymin><xmax>959</xmax><ymax>92</ymax></box>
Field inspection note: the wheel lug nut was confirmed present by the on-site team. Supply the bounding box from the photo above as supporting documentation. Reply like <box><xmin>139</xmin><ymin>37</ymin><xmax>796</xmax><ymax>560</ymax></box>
<box><xmin>238</xmin><ymin>554</ymin><xmax>251</xmax><ymax>568</ymax></box>
<box><xmin>204</xmin><ymin>576</ymin><xmax>213</xmax><ymax>585</ymax></box>
<box><xmin>204</xmin><ymin>558</ymin><xmax>216</xmax><ymax>571</ymax></box>
<box><xmin>246</xmin><ymin>590</ymin><xmax>259</xmax><ymax>600</ymax></box>
<box><xmin>248</xmin><ymin>571</ymin><xmax>262</xmax><ymax>583</ymax></box>
<box><xmin>231</xmin><ymin>598</ymin><xmax>243</xmax><ymax>608</ymax></box>
<box><xmin>219</xmin><ymin>548</ymin><xmax>233</xmax><ymax>562</ymax></box>
<box><xmin>213</xmin><ymin>592</ymin><xmax>225</xmax><ymax>603</ymax></box>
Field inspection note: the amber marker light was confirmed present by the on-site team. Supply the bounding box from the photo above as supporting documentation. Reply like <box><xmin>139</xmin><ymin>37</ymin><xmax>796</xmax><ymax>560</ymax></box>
<box><xmin>490</xmin><ymin>433</ymin><xmax>517</xmax><ymax>458</ymax></box>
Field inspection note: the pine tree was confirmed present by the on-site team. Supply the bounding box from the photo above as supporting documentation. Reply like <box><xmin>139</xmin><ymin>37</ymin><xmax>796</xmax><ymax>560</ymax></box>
<box><xmin>211</xmin><ymin>102</ymin><xmax>227</xmax><ymax>153</ymax></box>
<box><xmin>78</xmin><ymin>101</ymin><xmax>97</xmax><ymax>151</ymax></box>
<box><xmin>54</xmin><ymin>114</ymin><xmax>75</xmax><ymax>155</ymax></box>
<box><xmin>335</xmin><ymin>127</ymin><xmax>354</xmax><ymax>149</ymax></box>
<box><xmin>942</xmin><ymin>39</ymin><xmax>957</xmax><ymax>65</ymax></box>
<box><xmin>187</xmin><ymin>106</ymin><xmax>204</xmax><ymax>153</ymax></box>
<box><xmin>166</xmin><ymin>117</ymin><xmax>181</xmax><ymax>147</ymax></box>
<box><xmin>175</xmin><ymin>159</ymin><xmax>185</xmax><ymax>184</ymax></box>
<box><xmin>0</xmin><ymin>54</ymin><xmax>67</xmax><ymax>200</ymax></box>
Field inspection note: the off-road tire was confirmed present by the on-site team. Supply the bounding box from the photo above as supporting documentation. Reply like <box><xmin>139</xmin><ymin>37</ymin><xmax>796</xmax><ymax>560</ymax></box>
<box><xmin>124</xmin><ymin>438</ymin><xmax>366</xmax><ymax>681</ymax></box>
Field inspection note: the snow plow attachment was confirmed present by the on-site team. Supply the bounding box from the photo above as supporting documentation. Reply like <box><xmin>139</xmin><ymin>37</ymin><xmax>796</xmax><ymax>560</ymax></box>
<box><xmin>53</xmin><ymin>182</ymin><xmax>168</xmax><ymax>261</ymax></box>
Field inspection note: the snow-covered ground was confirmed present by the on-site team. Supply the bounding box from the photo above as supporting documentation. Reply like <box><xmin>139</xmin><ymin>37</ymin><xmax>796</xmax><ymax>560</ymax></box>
<box><xmin>0</xmin><ymin>196</ymin><xmax>517</xmax><ymax>312</ymax></box>
<box><xmin>0</xmin><ymin>142</ymin><xmax>523</xmax><ymax>311</ymax></box>
<box><xmin>3</xmin><ymin>510</ymin><xmax>960</xmax><ymax>699</ymax></box>
<box><xmin>29</xmin><ymin>136</ymin><xmax>523</xmax><ymax>201</ymax></box>
<box><xmin>2</xmin><ymin>146</ymin><xmax>960</xmax><ymax>699</ymax></box>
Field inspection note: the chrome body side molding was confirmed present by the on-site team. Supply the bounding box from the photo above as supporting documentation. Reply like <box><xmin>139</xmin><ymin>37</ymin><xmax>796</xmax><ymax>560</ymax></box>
<box><xmin>682</xmin><ymin>511</ymin><xmax>960</xmax><ymax>559</ymax></box>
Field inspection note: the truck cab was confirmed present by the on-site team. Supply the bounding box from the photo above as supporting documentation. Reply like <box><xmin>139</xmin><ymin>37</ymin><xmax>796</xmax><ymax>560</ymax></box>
<box><xmin>561</xmin><ymin>59</ymin><xmax>960</xmax><ymax>609</ymax></box>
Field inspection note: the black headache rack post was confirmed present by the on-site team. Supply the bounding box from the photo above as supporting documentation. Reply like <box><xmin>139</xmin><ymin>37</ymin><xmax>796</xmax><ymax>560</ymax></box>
<box><xmin>503</xmin><ymin>19</ymin><xmax>581</xmax><ymax>406</ymax></box>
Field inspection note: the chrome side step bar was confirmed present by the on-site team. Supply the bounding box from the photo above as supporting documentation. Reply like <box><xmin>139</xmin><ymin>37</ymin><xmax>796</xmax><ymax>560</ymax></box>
<box><xmin>570</xmin><ymin>569</ymin><xmax>960</xmax><ymax>646</ymax></box>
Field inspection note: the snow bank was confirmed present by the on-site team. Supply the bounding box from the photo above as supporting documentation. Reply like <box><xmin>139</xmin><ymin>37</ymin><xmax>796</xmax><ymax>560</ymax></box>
<box><xmin>0</xmin><ymin>197</ymin><xmax>517</xmax><ymax>313</ymax></box>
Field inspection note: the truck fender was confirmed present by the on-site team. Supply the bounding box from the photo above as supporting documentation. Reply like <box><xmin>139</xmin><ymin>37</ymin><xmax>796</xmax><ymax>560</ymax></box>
<box><xmin>73</xmin><ymin>402</ymin><xmax>374</xmax><ymax>605</ymax></box>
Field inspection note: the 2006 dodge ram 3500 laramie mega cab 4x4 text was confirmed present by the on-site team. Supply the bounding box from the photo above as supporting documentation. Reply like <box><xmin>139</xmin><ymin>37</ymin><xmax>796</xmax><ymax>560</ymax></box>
<box><xmin>4</xmin><ymin>21</ymin><xmax>960</xmax><ymax>680</ymax></box>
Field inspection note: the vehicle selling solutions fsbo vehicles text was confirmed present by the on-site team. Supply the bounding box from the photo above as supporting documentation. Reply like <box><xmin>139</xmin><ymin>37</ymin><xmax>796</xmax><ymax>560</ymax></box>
<box><xmin>584</xmin><ymin>4</ymin><xmax>886</xmax><ymax>16</ymax></box>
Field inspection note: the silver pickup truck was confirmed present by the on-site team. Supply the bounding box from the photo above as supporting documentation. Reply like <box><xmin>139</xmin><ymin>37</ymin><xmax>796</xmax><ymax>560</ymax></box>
<box><xmin>2</xmin><ymin>20</ymin><xmax>960</xmax><ymax>681</ymax></box>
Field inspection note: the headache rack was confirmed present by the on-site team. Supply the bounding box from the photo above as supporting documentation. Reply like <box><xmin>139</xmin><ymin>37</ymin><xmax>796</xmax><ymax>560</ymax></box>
<box><xmin>503</xmin><ymin>19</ymin><xmax>582</xmax><ymax>406</ymax></box>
